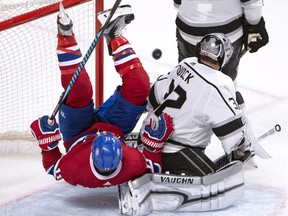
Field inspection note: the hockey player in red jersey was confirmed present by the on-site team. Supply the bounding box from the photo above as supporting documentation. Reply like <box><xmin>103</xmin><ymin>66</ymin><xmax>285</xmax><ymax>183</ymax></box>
<box><xmin>30</xmin><ymin>5</ymin><xmax>174</xmax><ymax>188</ymax></box>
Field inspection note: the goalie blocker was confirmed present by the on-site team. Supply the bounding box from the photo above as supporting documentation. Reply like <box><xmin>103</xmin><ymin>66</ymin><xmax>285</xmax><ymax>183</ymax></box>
<box><xmin>119</xmin><ymin>161</ymin><xmax>244</xmax><ymax>215</ymax></box>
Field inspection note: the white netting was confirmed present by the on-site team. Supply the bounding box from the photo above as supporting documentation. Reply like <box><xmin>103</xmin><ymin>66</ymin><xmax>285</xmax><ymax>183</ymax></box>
<box><xmin>0</xmin><ymin>0</ymin><xmax>97</xmax><ymax>153</ymax></box>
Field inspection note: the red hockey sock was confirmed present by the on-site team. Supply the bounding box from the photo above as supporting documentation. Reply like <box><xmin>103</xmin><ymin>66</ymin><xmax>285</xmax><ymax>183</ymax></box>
<box><xmin>57</xmin><ymin>34</ymin><xmax>92</xmax><ymax>108</ymax></box>
<box><xmin>110</xmin><ymin>36</ymin><xmax>143</xmax><ymax>77</ymax></box>
<box><xmin>109</xmin><ymin>37</ymin><xmax>150</xmax><ymax>105</ymax></box>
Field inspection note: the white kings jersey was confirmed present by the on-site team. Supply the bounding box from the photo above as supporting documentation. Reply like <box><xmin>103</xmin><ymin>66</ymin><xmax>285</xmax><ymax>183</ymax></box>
<box><xmin>142</xmin><ymin>57</ymin><xmax>245</xmax><ymax>154</ymax></box>
<box><xmin>174</xmin><ymin>0</ymin><xmax>263</xmax><ymax>45</ymax></box>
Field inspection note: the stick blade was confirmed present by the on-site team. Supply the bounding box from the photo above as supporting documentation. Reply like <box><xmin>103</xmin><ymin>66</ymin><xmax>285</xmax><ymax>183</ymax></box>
<box><xmin>252</xmin><ymin>142</ymin><xmax>272</xmax><ymax>159</ymax></box>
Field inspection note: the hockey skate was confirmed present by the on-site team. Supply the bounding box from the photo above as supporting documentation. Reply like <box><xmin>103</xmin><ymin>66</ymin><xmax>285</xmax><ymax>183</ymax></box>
<box><xmin>97</xmin><ymin>5</ymin><xmax>134</xmax><ymax>44</ymax></box>
<box><xmin>57</xmin><ymin>2</ymin><xmax>73</xmax><ymax>36</ymax></box>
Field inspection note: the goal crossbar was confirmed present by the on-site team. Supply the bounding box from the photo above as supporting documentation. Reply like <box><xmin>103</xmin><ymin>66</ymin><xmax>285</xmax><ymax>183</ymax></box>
<box><xmin>0</xmin><ymin>0</ymin><xmax>92</xmax><ymax>31</ymax></box>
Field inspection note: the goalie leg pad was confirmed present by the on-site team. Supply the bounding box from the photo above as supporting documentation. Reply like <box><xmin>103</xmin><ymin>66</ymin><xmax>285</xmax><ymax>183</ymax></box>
<box><xmin>118</xmin><ymin>161</ymin><xmax>244</xmax><ymax>215</ymax></box>
<box><xmin>118</xmin><ymin>174</ymin><xmax>153</xmax><ymax>215</ymax></box>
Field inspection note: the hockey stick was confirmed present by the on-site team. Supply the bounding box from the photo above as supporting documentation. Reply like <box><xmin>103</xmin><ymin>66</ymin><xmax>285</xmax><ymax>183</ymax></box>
<box><xmin>240</xmin><ymin>48</ymin><xmax>247</xmax><ymax>58</ymax></box>
<box><xmin>251</xmin><ymin>124</ymin><xmax>281</xmax><ymax>159</ymax></box>
<box><xmin>49</xmin><ymin>0</ymin><xmax>122</xmax><ymax>121</ymax></box>
<box><xmin>214</xmin><ymin>124</ymin><xmax>281</xmax><ymax>167</ymax></box>
<box><xmin>257</xmin><ymin>124</ymin><xmax>281</xmax><ymax>142</ymax></box>
<box><xmin>125</xmin><ymin>124</ymin><xmax>281</xmax><ymax>168</ymax></box>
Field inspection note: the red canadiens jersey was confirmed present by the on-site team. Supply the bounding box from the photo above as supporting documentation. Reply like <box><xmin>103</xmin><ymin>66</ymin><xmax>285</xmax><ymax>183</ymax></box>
<box><xmin>45</xmin><ymin>136</ymin><xmax>148</xmax><ymax>188</ymax></box>
<box><xmin>55</xmin><ymin>140</ymin><xmax>147</xmax><ymax>188</ymax></box>
<box><xmin>43</xmin><ymin>123</ymin><xmax>149</xmax><ymax>188</ymax></box>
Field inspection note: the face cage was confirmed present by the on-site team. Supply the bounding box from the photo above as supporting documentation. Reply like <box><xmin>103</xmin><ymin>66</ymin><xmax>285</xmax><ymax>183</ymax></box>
<box><xmin>199</xmin><ymin>36</ymin><xmax>224</xmax><ymax>62</ymax></box>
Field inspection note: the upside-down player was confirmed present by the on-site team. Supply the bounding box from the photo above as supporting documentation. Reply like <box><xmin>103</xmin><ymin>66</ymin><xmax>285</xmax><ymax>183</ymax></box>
<box><xmin>30</xmin><ymin>5</ymin><xmax>174</xmax><ymax>188</ymax></box>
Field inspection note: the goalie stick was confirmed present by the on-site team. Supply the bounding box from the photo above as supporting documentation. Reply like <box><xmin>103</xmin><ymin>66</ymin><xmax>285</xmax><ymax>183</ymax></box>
<box><xmin>240</xmin><ymin>48</ymin><xmax>247</xmax><ymax>58</ymax></box>
<box><xmin>257</xmin><ymin>124</ymin><xmax>281</xmax><ymax>142</ymax></box>
<box><xmin>49</xmin><ymin>0</ymin><xmax>122</xmax><ymax>121</ymax></box>
<box><xmin>124</xmin><ymin>124</ymin><xmax>281</xmax><ymax>168</ymax></box>
<box><xmin>214</xmin><ymin>124</ymin><xmax>281</xmax><ymax>167</ymax></box>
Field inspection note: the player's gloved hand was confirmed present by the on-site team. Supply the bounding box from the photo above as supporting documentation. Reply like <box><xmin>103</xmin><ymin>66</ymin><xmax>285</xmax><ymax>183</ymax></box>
<box><xmin>232</xmin><ymin>137</ymin><xmax>253</xmax><ymax>163</ymax></box>
<box><xmin>243</xmin><ymin>17</ymin><xmax>269</xmax><ymax>53</ymax></box>
<box><xmin>141</xmin><ymin>113</ymin><xmax>174</xmax><ymax>152</ymax></box>
<box><xmin>232</xmin><ymin>116</ymin><xmax>257</xmax><ymax>162</ymax></box>
<box><xmin>30</xmin><ymin>115</ymin><xmax>61</xmax><ymax>151</ymax></box>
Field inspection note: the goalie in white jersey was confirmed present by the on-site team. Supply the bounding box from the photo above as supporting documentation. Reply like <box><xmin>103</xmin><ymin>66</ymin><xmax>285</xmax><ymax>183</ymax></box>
<box><xmin>119</xmin><ymin>33</ymin><xmax>255</xmax><ymax>215</ymax></box>
<box><xmin>143</xmin><ymin>33</ymin><xmax>252</xmax><ymax>175</ymax></box>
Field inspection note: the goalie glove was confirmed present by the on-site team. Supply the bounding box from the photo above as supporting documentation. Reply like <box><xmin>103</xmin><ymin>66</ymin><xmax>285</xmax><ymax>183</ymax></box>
<box><xmin>243</xmin><ymin>17</ymin><xmax>269</xmax><ymax>53</ymax></box>
<box><xmin>232</xmin><ymin>137</ymin><xmax>253</xmax><ymax>163</ymax></box>
<box><xmin>141</xmin><ymin>113</ymin><xmax>174</xmax><ymax>153</ymax></box>
<box><xmin>30</xmin><ymin>115</ymin><xmax>62</xmax><ymax>151</ymax></box>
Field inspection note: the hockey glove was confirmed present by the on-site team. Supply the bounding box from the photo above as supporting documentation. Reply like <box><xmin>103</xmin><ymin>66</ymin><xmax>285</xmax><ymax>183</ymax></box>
<box><xmin>243</xmin><ymin>17</ymin><xmax>269</xmax><ymax>53</ymax></box>
<box><xmin>232</xmin><ymin>137</ymin><xmax>253</xmax><ymax>163</ymax></box>
<box><xmin>141</xmin><ymin>113</ymin><xmax>174</xmax><ymax>152</ymax></box>
<box><xmin>30</xmin><ymin>115</ymin><xmax>61</xmax><ymax>151</ymax></box>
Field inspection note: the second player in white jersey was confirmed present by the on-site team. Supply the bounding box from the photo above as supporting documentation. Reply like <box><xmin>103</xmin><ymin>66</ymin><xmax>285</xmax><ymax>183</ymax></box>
<box><xmin>173</xmin><ymin>0</ymin><xmax>269</xmax><ymax>81</ymax></box>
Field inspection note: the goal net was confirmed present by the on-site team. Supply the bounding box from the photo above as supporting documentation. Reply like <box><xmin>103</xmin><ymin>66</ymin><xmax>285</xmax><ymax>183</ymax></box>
<box><xmin>0</xmin><ymin>0</ymin><xmax>102</xmax><ymax>152</ymax></box>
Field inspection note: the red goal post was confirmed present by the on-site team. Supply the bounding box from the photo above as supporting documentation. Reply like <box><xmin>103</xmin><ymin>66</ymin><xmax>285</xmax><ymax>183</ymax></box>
<box><xmin>0</xmin><ymin>0</ymin><xmax>104</xmax><ymax>142</ymax></box>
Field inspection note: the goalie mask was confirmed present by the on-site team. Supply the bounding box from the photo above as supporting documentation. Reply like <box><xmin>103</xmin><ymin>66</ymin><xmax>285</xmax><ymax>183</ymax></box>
<box><xmin>91</xmin><ymin>132</ymin><xmax>123</xmax><ymax>172</ymax></box>
<box><xmin>195</xmin><ymin>33</ymin><xmax>234</xmax><ymax>70</ymax></box>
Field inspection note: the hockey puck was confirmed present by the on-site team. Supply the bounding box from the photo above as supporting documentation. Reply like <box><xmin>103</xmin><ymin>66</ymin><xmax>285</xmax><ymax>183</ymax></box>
<box><xmin>152</xmin><ymin>48</ymin><xmax>162</xmax><ymax>60</ymax></box>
